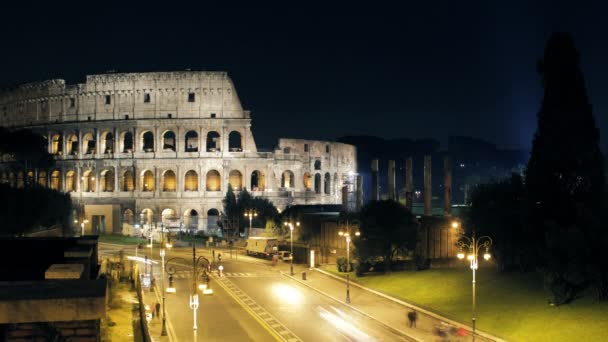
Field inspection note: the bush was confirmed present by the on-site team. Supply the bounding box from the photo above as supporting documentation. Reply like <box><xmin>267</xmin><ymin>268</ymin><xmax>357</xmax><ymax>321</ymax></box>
<box><xmin>337</xmin><ymin>256</ymin><xmax>350</xmax><ymax>272</ymax></box>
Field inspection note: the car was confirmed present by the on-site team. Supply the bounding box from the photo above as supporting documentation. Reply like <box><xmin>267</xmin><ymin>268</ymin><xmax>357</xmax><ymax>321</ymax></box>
<box><xmin>277</xmin><ymin>251</ymin><xmax>292</xmax><ymax>261</ymax></box>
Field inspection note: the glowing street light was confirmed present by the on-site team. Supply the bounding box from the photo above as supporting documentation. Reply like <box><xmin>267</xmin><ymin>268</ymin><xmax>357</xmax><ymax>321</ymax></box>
<box><xmin>284</xmin><ymin>221</ymin><xmax>300</xmax><ymax>276</ymax></box>
<box><xmin>338</xmin><ymin>218</ymin><xmax>360</xmax><ymax>304</ymax></box>
<box><xmin>456</xmin><ymin>229</ymin><xmax>493</xmax><ymax>342</ymax></box>
<box><xmin>244</xmin><ymin>209</ymin><xmax>258</xmax><ymax>238</ymax></box>
<box><xmin>74</xmin><ymin>217</ymin><xmax>89</xmax><ymax>236</ymax></box>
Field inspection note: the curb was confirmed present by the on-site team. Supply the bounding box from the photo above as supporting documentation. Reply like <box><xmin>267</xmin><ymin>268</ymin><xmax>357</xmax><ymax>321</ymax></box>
<box><xmin>314</xmin><ymin>268</ymin><xmax>507</xmax><ymax>342</ymax></box>
<box><xmin>280</xmin><ymin>270</ymin><xmax>421</xmax><ymax>342</ymax></box>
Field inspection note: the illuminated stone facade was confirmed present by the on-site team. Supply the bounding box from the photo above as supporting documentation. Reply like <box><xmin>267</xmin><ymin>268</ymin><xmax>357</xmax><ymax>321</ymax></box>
<box><xmin>0</xmin><ymin>72</ymin><xmax>357</xmax><ymax>233</ymax></box>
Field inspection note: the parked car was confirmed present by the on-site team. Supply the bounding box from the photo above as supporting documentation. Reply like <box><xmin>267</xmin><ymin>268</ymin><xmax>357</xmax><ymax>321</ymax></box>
<box><xmin>277</xmin><ymin>251</ymin><xmax>292</xmax><ymax>261</ymax></box>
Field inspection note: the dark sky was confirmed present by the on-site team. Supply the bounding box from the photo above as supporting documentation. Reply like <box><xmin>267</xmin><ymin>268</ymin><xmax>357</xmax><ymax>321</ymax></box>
<box><xmin>1</xmin><ymin>1</ymin><xmax>606</xmax><ymax>150</ymax></box>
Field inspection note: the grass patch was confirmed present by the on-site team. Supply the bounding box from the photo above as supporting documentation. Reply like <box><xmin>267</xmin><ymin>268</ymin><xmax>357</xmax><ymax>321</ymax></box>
<box><xmin>99</xmin><ymin>234</ymin><xmax>147</xmax><ymax>245</ymax></box>
<box><xmin>321</xmin><ymin>265</ymin><xmax>608</xmax><ymax>341</ymax></box>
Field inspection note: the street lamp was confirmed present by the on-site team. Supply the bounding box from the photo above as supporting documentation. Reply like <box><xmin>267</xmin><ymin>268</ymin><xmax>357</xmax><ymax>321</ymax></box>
<box><xmin>74</xmin><ymin>217</ymin><xmax>89</xmax><ymax>236</ymax></box>
<box><xmin>338</xmin><ymin>218</ymin><xmax>360</xmax><ymax>304</ymax></box>
<box><xmin>456</xmin><ymin>229</ymin><xmax>492</xmax><ymax>342</ymax></box>
<box><xmin>284</xmin><ymin>221</ymin><xmax>300</xmax><ymax>276</ymax></box>
<box><xmin>244</xmin><ymin>209</ymin><xmax>258</xmax><ymax>237</ymax></box>
<box><xmin>159</xmin><ymin>224</ymin><xmax>172</xmax><ymax>337</ymax></box>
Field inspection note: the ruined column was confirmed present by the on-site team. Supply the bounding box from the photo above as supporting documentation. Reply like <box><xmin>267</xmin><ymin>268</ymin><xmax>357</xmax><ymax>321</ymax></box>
<box><xmin>356</xmin><ymin>175</ymin><xmax>363</xmax><ymax>210</ymax></box>
<box><xmin>424</xmin><ymin>155</ymin><xmax>432</xmax><ymax>216</ymax></box>
<box><xmin>371</xmin><ymin>159</ymin><xmax>379</xmax><ymax>201</ymax></box>
<box><xmin>387</xmin><ymin>160</ymin><xmax>396</xmax><ymax>201</ymax></box>
<box><xmin>443</xmin><ymin>156</ymin><xmax>452</xmax><ymax>216</ymax></box>
<box><xmin>405</xmin><ymin>157</ymin><xmax>413</xmax><ymax>211</ymax></box>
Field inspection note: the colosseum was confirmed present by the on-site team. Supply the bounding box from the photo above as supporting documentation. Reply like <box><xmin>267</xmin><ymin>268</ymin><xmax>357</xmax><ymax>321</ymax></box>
<box><xmin>0</xmin><ymin>71</ymin><xmax>357</xmax><ymax>235</ymax></box>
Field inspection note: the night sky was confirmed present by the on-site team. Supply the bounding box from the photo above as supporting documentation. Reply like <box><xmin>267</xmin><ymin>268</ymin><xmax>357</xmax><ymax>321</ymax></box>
<box><xmin>1</xmin><ymin>1</ymin><xmax>606</xmax><ymax>150</ymax></box>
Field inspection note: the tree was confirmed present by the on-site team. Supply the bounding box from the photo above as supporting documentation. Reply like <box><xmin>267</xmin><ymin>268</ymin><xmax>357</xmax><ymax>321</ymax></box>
<box><xmin>221</xmin><ymin>187</ymin><xmax>280</xmax><ymax>236</ymax></box>
<box><xmin>525</xmin><ymin>32</ymin><xmax>605</xmax><ymax>304</ymax></box>
<box><xmin>467</xmin><ymin>174</ymin><xmax>532</xmax><ymax>271</ymax></box>
<box><xmin>354</xmin><ymin>200</ymin><xmax>418</xmax><ymax>272</ymax></box>
<box><xmin>0</xmin><ymin>128</ymin><xmax>54</xmax><ymax>174</ymax></box>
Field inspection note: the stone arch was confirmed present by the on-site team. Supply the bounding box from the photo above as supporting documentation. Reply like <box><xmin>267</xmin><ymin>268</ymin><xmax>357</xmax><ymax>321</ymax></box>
<box><xmin>184</xmin><ymin>209</ymin><xmax>199</xmax><ymax>230</ymax></box>
<box><xmin>0</xmin><ymin>172</ymin><xmax>7</xmax><ymax>185</ymax></box>
<box><xmin>101</xmin><ymin>131</ymin><xmax>114</xmax><ymax>153</ymax></box>
<box><xmin>161</xmin><ymin>208</ymin><xmax>176</xmax><ymax>222</ymax></box>
<box><xmin>282</xmin><ymin>170</ymin><xmax>295</xmax><ymax>188</ymax></box>
<box><xmin>324</xmin><ymin>172</ymin><xmax>331</xmax><ymax>194</ymax></box>
<box><xmin>229</xmin><ymin>170</ymin><xmax>243</xmax><ymax>191</ymax></box>
<box><xmin>100</xmin><ymin>169</ymin><xmax>115</xmax><ymax>192</ymax></box>
<box><xmin>141</xmin><ymin>170</ymin><xmax>154</xmax><ymax>192</ymax></box>
<box><xmin>123</xmin><ymin>209</ymin><xmax>134</xmax><ymax>225</ymax></box>
<box><xmin>50</xmin><ymin>170</ymin><xmax>61</xmax><ymax>190</ymax></box>
<box><xmin>122</xmin><ymin>170</ymin><xmax>134</xmax><ymax>192</ymax></box>
<box><xmin>207</xmin><ymin>208</ymin><xmax>219</xmax><ymax>230</ymax></box>
<box><xmin>82</xmin><ymin>132</ymin><xmax>96</xmax><ymax>155</ymax></box>
<box><xmin>51</xmin><ymin>134</ymin><xmax>63</xmax><ymax>155</ymax></box>
<box><xmin>303</xmin><ymin>172</ymin><xmax>312</xmax><ymax>190</ymax></box>
<box><xmin>206</xmin><ymin>170</ymin><xmax>221</xmax><ymax>191</ymax></box>
<box><xmin>17</xmin><ymin>171</ymin><xmax>24</xmax><ymax>189</ymax></box>
<box><xmin>162</xmin><ymin>170</ymin><xmax>177</xmax><ymax>192</ymax></box>
<box><xmin>82</xmin><ymin>170</ymin><xmax>95</xmax><ymax>192</ymax></box>
<box><xmin>141</xmin><ymin>208</ymin><xmax>154</xmax><ymax>225</ymax></box>
<box><xmin>66</xmin><ymin>133</ymin><xmax>78</xmax><ymax>155</ymax></box>
<box><xmin>65</xmin><ymin>170</ymin><xmax>76</xmax><ymax>192</ymax></box>
<box><xmin>38</xmin><ymin>170</ymin><xmax>47</xmax><ymax>187</ymax></box>
<box><xmin>185</xmin><ymin>130</ymin><xmax>198</xmax><ymax>152</ymax></box>
<box><xmin>228</xmin><ymin>131</ymin><xmax>242</xmax><ymax>151</ymax></box>
<box><xmin>184</xmin><ymin>170</ymin><xmax>198</xmax><ymax>191</ymax></box>
<box><xmin>206</xmin><ymin>131</ymin><xmax>220</xmax><ymax>152</ymax></box>
<box><xmin>251</xmin><ymin>170</ymin><xmax>265</xmax><ymax>191</ymax></box>
<box><xmin>314</xmin><ymin>173</ymin><xmax>321</xmax><ymax>194</ymax></box>
<box><xmin>141</xmin><ymin>131</ymin><xmax>154</xmax><ymax>152</ymax></box>
<box><xmin>26</xmin><ymin>170</ymin><xmax>34</xmax><ymax>186</ymax></box>
<box><xmin>122</xmin><ymin>131</ymin><xmax>134</xmax><ymax>152</ymax></box>
<box><xmin>162</xmin><ymin>130</ymin><xmax>176</xmax><ymax>151</ymax></box>
<box><xmin>9</xmin><ymin>172</ymin><xmax>16</xmax><ymax>187</ymax></box>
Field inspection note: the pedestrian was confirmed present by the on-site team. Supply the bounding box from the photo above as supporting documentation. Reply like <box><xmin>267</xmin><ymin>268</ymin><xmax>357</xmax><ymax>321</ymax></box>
<box><xmin>155</xmin><ymin>302</ymin><xmax>161</xmax><ymax>319</ymax></box>
<box><xmin>151</xmin><ymin>304</ymin><xmax>156</xmax><ymax>319</ymax></box>
<box><xmin>212</xmin><ymin>249</ymin><xmax>215</xmax><ymax>260</ymax></box>
<box><xmin>407</xmin><ymin>310</ymin><xmax>417</xmax><ymax>328</ymax></box>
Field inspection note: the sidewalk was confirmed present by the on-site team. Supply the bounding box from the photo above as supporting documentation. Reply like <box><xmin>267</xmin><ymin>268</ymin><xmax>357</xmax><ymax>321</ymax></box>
<box><xmin>276</xmin><ymin>262</ymin><xmax>500</xmax><ymax>342</ymax></box>
<box><xmin>140</xmin><ymin>278</ymin><xmax>172</xmax><ymax>342</ymax></box>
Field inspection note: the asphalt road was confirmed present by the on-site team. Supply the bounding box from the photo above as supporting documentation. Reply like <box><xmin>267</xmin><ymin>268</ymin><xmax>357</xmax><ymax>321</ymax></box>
<box><xmin>100</xmin><ymin>243</ymin><xmax>412</xmax><ymax>341</ymax></box>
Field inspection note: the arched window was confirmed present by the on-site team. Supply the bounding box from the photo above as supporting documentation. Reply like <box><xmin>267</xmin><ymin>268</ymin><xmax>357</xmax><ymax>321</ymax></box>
<box><xmin>9</xmin><ymin>172</ymin><xmax>16</xmax><ymax>187</ymax></box>
<box><xmin>142</xmin><ymin>131</ymin><xmax>154</xmax><ymax>152</ymax></box>
<box><xmin>185</xmin><ymin>209</ymin><xmax>199</xmax><ymax>230</ymax></box>
<box><xmin>324</xmin><ymin>172</ymin><xmax>331</xmax><ymax>194</ymax></box>
<box><xmin>50</xmin><ymin>170</ymin><xmax>61</xmax><ymax>190</ymax></box>
<box><xmin>141</xmin><ymin>208</ymin><xmax>154</xmax><ymax>225</ymax></box>
<box><xmin>101</xmin><ymin>132</ymin><xmax>114</xmax><ymax>153</ymax></box>
<box><xmin>314</xmin><ymin>160</ymin><xmax>321</xmax><ymax>170</ymax></box>
<box><xmin>1</xmin><ymin>172</ymin><xmax>7</xmax><ymax>185</ymax></box>
<box><xmin>51</xmin><ymin>134</ymin><xmax>63</xmax><ymax>155</ymax></box>
<box><xmin>206</xmin><ymin>131</ymin><xmax>220</xmax><ymax>152</ymax></box>
<box><xmin>142</xmin><ymin>170</ymin><xmax>154</xmax><ymax>191</ymax></box>
<box><xmin>163</xmin><ymin>131</ymin><xmax>176</xmax><ymax>151</ymax></box>
<box><xmin>282</xmin><ymin>170</ymin><xmax>294</xmax><ymax>188</ymax></box>
<box><xmin>303</xmin><ymin>172</ymin><xmax>312</xmax><ymax>190</ymax></box>
<box><xmin>65</xmin><ymin>171</ymin><xmax>76</xmax><ymax>192</ymax></box>
<box><xmin>122</xmin><ymin>170</ymin><xmax>134</xmax><ymax>191</ymax></box>
<box><xmin>184</xmin><ymin>170</ymin><xmax>198</xmax><ymax>191</ymax></box>
<box><xmin>251</xmin><ymin>170</ymin><xmax>265</xmax><ymax>191</ymax></box>
<box><xmin>26</xmin><ymin>171</ymin><xmax>34</xmax><ymax>186</ymax></box>
<box><xmin>207</xmin><ymin>208</ymin><xmax>219</xmax><ymax>230</ymax></box>
<box><xmin>123</xmin><ymin>209</ymin><xmax>134</xmax><ymax>225</ymax></box>
<box><xmin>163</xmin><ymin>170</ymin><xmax>176</xmax><ymax>192</ymax></box>
<box><xmin>38</xmin><ymin>170</ymin><xmax>47</xmax><ymax>187</ymax></box>
<box><xmin>206</xmin><ymin>170</ymin><xmax>221</xmax><ymax>191</ymax></box>
<box><xmin>17</xmin><ymin>172</ymin><xmax>24</xmax><ymax>189</ymax></box>
<box><xmin>314</xmin><ymin>173</ymin><xmax>321</xmax><ymax>194</ymax></box>
<box><xmin>229</xmin><ymin>131</ymin><xmax>242</xmax><ymax>152</ymax></box>
<box><xmin>83</xmin><ymin>132</ymin><xmax>96</xmax><ymax>155</ymax></box>
<box><xmin>185</xmin><ymin>131</ymin><xmax>198</xmax><ymax>152</ymax></box>
<box><xmin>82</xmin><ymin>170</ymin><xmax>95</xmax><ymax>192</ymax></box>
<box><xmin>123</xmin><ymin>132</ymin><xmax>134</xmax><ymax>152</ymax></box>
<box><xmin>229</xmin><ymin>170</ymin><xmax>243</xmax><ymax>191</ymax></box>
<box><xmin>100</xmin><ymin>169</ymin><xmax>114</xmax><ymax>192</ymax></box>
<box><xmin>67</xmin><ymin>134</ymin><xmax>78</xmax><ymax>155</ymax></box>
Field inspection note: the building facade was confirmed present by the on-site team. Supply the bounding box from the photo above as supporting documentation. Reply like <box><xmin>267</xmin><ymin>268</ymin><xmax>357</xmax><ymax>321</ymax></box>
<box><xmin>0</xmin><ymin>72</ymin><xmax>357</xmax><ymax>234</ymax></box>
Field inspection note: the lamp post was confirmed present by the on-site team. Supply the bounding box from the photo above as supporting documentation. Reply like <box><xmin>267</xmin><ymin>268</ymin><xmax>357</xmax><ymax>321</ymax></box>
<box><xmin>159</xmin><ymin>223</ymin><xmax>172</xmax><ymax>336</ymax></box>
<box><xmin>456</xmin><ymin>229</ymin><xmax>492</xmax><ymax>342</ymax></box>
<box><xmin>283</xmin><ymin>221</ymin><xmax>300</xmax><ymax>276</ymax></box>
<box><xmin>244</xmin><ymin>209</ymin><xmax>258</xmax><ymax>238</ymax></box>
<box><xmin>74</xmin><ymin>217</ymin><xmax>89</xmax><ymax>236</ymax></box>
<box><xmin>338</xmin><ymin>219</ymin><xmax>360</xmax><ymax>304</ymax></box>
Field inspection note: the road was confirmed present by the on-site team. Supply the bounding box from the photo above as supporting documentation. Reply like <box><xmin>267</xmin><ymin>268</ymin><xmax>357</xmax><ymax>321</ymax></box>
<box><xmin>100</xmin><ymin>242</ymin><xmax>412</xmax><ymax>341</ymax></box>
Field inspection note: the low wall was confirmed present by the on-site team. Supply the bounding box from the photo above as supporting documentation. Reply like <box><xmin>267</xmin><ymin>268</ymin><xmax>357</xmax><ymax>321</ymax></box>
<box><xmin>3</xmin><ymin>320</ymin><xmax>99</xmax><ymax>342</ymax></box>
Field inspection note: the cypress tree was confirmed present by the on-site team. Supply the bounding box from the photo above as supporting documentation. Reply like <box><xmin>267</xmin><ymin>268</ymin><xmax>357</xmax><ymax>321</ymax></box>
<box><xmin>526</xmin><ymin>32</ymin><xmax>605</xmax><ymax>304</ymax></box>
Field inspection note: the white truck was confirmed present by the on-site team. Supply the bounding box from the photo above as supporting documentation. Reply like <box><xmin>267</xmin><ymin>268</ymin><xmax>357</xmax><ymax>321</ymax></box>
<box><xmin>246</xmin><ymin>237</ymin><xmax>279</xmax><ymax>258</ymax></box>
